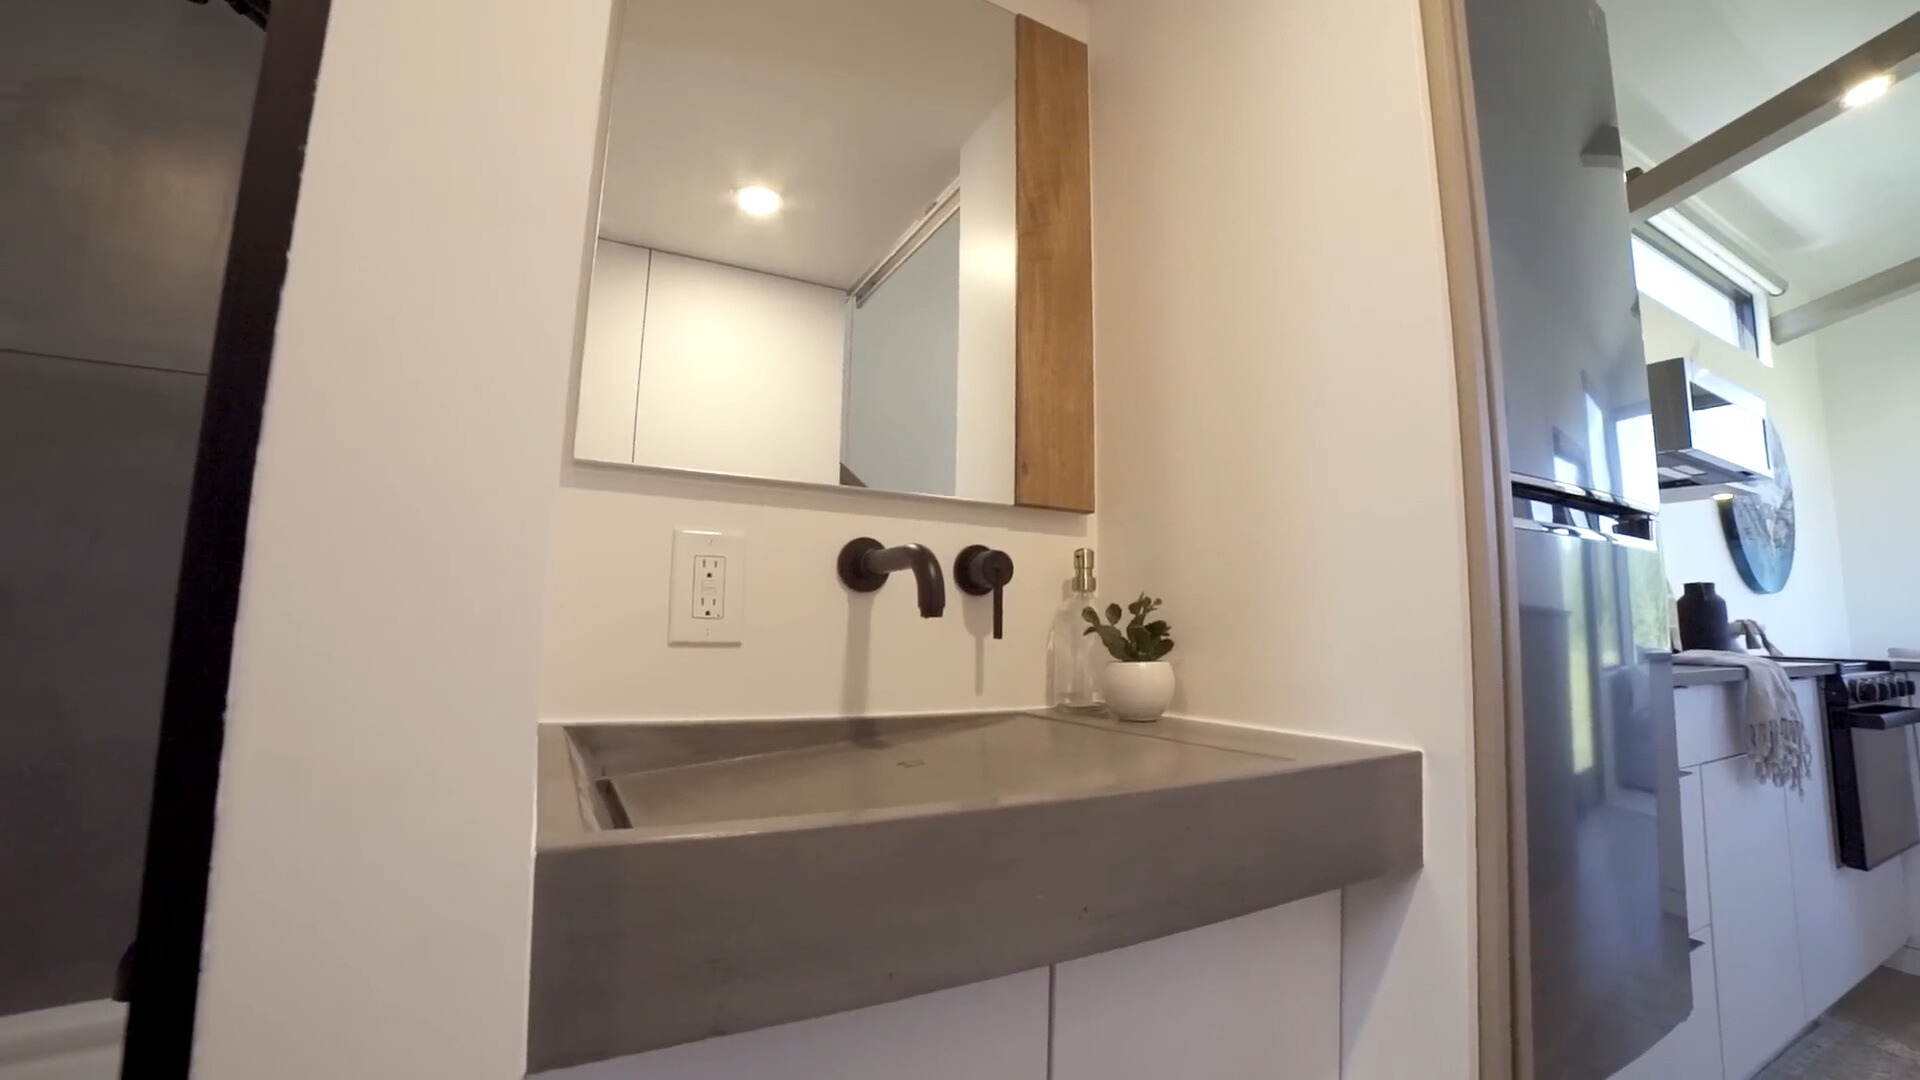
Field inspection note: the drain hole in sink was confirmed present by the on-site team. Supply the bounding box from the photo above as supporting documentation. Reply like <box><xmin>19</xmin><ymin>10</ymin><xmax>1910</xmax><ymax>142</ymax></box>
<box><xmin>596</xmin><ymin>777</ymin><xmax>633</xmax><ymax>829</ymax></box>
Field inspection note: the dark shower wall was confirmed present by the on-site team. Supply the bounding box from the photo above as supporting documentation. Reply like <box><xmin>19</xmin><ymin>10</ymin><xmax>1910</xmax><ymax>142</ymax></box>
<box><xmin>0</xmin><ymin>0</ymin><xmax>262</xmax><ymax>1015</ymax></box>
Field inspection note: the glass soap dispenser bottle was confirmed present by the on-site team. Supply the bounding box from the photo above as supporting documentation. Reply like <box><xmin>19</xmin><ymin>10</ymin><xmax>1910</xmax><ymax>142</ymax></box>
<box><xmin>1049</xmin><ymin>548</ymin><xmax>1104</xmax><ymax>711</ymax></box>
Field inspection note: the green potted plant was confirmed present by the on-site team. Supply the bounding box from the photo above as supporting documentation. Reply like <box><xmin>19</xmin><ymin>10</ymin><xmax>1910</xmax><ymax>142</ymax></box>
<box><xmin>1082</xmin><ymin>593</ymin><xmax>1176</xmax><ymax>721</ymax></box>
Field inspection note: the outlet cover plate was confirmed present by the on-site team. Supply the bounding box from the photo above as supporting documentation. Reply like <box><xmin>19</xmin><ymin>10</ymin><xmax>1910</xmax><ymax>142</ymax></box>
<box><xmin>669</xmin><ymin>529</ymin><xmax>744</xmax><ymax>645</ymax></box>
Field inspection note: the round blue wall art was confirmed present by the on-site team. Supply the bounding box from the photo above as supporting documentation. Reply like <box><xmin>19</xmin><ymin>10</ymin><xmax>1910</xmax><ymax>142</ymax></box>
<box><xmin>1718</xmin><ymin>423</ymin><xmax>1795</xmax><ymax>595</ymax></box>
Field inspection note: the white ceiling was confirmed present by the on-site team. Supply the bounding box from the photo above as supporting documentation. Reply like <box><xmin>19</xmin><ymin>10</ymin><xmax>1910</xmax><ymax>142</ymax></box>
<box><xmin>599</xmin><ymin>0</ymin><xmax>1014</xmax><ymax>290</ymax></box>
<box><xmin>1600</xmin><ymin>0</ymin><xmax>1920</xmax><ymax>300</ymax></box>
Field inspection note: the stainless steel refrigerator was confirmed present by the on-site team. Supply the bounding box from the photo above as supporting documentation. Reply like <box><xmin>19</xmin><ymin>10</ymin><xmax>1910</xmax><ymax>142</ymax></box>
<box><xmin>1462</xmin><ymin>0</ymin><xmax>1693</xmax><ymax>1076</ymax></box>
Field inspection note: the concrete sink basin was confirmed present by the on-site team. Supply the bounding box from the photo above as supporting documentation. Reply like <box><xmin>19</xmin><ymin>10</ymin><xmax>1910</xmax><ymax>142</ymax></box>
<box><xmin>567</xmin><ymin>712</ymin><xmax>1290</xmax><ymax>831</ymax></box>
<box><xmin>529</xmin><ymin>711</ymin><xmax>1421</xmax><ymax>1072</ymax></box>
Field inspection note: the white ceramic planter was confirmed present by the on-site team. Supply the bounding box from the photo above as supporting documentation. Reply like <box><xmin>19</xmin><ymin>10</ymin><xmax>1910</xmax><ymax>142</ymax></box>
<box><xmin>1101</xmin><ymin>661</ymin><xmax>1175</xmax><ymax>722</ymax></box>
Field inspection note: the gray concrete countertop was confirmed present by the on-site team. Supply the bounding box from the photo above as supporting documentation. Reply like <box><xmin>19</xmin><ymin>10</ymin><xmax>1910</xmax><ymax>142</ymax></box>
<box><xmin>1673</xmin><ymin>660</ymin><xmax>1841</xmax><ymax>687</ymax></box>
<box><xmin>527</xmin><ymin>711</ymin><xmax>1422</xmax><ymax>1072</ymax></box>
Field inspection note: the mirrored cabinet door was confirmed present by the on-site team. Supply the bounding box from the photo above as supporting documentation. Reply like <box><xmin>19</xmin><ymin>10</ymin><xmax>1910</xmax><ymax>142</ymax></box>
<box><xmin>575</xmin><ymin>0</ymin><xmax>1093</xmax><ymax>512</ymax></box>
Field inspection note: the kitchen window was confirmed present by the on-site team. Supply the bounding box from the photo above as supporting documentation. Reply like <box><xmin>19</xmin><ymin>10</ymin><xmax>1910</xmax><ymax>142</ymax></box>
<box><xmin>1631</xmin><ymin>230</ymin><xmax>1761</xmax><ymax>358</ymax></box>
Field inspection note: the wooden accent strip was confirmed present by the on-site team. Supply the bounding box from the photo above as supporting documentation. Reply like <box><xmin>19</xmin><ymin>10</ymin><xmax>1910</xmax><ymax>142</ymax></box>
<box><xmin>1014</xmin><ymin>15</ymin><xmax>1095</xmax><ymax>513</ymax></box>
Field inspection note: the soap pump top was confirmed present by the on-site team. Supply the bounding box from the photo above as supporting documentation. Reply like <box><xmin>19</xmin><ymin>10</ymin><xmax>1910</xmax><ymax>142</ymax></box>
<box><xmin>1073</xmin><ymin>548</ymin><xmax>1096</xmax><ymax>593</ymax></box>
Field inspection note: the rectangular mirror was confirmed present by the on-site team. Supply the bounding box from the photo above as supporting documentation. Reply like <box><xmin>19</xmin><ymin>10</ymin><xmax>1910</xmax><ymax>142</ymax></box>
<box><xmin>574</xmin><ymin>0</ymin><xmax>1092</xmax><ymax>511</ymax></box>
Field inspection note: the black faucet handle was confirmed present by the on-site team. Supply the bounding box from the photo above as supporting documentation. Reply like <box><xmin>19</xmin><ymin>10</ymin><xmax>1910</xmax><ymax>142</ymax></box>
<box><xmin>955</xmin><ymin>545</ymin><xmax>1015</xmax><ymax>639</ymax></box>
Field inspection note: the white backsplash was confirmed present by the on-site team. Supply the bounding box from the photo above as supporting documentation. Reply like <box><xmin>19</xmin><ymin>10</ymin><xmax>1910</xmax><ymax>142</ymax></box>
<box><xmin>540</xmin><ymin>465</ymin><xmax>1094</xmax><ymax>720</ymax></box>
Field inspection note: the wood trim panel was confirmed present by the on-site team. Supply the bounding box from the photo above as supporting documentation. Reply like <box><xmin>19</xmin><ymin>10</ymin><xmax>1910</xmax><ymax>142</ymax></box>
<box><xmin>1417</xmin><ymin>0</ymin><xmax>1524</xmax><ymax>1076</ymax></box>
<box><xmin>1013</xmin><ymin>15</ymin><xmax>1094</xmax><ymax>513</ymax></box>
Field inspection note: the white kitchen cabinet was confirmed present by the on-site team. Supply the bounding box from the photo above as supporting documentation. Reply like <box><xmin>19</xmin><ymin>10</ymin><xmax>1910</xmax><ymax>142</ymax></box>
<box><xmin>1701</xmin><ymin>754</ymin><xmax>1808</xmax><ymax>1080</ymax></box>
<box><xmin>1783</xmin><ymin>679</ymin><xmax>1911</xmax><ymax>1016</ymax></box>
<box><xmin>1611</xmin><ymin>928</ymin><xmax>1723</xmax><ymax>1080</ymax></box>
<box><xmin>1680</xmin><ymin>768</ymin><xmax>1710</xmax><ymax>934</ymax></box>
<box><xmin>1621</xmin><ymin>677</ymin><xmax>1914</xmax><ymax>1080</ymax></box>
<box><xmin>536</xmin><ymin>970</ymin><xmax>1049</xmax><ymax>1080</ymax></box>
<box><xmin>1675</xmin><ymin>682</ymin><xmax>1744</xmax><ymax>769</ymax></box>
<box><xmin>1051</xmin><ymin>895</ymin><xmax>1341</xmax><ymax>1080</ymax></box>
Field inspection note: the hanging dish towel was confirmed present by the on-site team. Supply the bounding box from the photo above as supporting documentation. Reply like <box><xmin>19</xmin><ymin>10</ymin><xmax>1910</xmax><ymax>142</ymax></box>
<box><xmin>1677</xmin><ymin>651</ymin><xmax>1813</xmax><ymax>793</ymax></box>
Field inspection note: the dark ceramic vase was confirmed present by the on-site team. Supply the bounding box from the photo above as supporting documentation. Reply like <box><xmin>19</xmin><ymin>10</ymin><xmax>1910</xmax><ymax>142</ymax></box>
<box><xmin>1677</xmin><ymin>582</ymin><xmax>1732</xmax><ymax>653</ymax></box>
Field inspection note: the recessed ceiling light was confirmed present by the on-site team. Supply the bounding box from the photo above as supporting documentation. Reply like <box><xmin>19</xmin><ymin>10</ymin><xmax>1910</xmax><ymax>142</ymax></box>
<box><xmin>1712</xmin><ymin>492</ymin><xmax>1736</xmax><ymax>503</ymax></box>
<box><xmin>735</xmin><ymin>186</ymin><xmax>783</xmax><ymax>217</ymax></box>
<box><xmin>1842</xmin><ymin>74</ymin><xmax>1892</xmax><ymax>109</ymax></box>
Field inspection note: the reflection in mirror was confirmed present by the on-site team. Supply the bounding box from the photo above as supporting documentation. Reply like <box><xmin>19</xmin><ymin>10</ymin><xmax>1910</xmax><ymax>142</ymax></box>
<box><xmin>575</xmin><ymin>0</ymin><xmax>1024</xmax><ymax>504</ymax></box>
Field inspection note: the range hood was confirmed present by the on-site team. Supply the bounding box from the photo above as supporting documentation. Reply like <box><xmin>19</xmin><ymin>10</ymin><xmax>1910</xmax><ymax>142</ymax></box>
<box><xmin>1647</xmin><ymin>357</ymin><xmax>1773</xmax><ymax>502</ymax></box>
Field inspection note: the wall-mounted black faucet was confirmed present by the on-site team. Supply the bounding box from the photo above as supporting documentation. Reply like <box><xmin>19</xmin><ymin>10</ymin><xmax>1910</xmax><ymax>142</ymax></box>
<box><xmin>837</xmin><ymin>539</ymin><xmax>946</xmax><ymax>618</ymax></box>
<box><xmin>954</xmin><ymin>546</ymin><xmax>1015</xmax><ymax>639</ymax></box>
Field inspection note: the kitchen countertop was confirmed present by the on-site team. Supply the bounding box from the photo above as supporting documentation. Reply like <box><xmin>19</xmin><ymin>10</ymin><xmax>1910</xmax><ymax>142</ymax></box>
<box><xmin>1672</xmin><ymin>660</ymin><xmax>1849</xmax><ymax>687</ymax></box>
<box><xmin>528</xmin><ymin>711</ymin><xmax>1422</xmax><ymax>1072</ymax></box>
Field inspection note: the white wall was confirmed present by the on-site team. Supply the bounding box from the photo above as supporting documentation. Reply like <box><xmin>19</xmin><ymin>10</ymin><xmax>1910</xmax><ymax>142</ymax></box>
<box><xmin>578</xmin><ymin>241</ymin><xmax>846</xmax><ymax>485</ymax></box>
<box><xmin>1087</xmin><ymin>2</ymin><xmax>1476</xmax><ymax>1079</ymax></box>
<box><xmin>955</xmin><ymin>92</ymin><xmax>1018</xmax><ymax>504</ymax></box>
<box><xmin>541</xmin><ymin>469</ymin><xmax>1089</xmax><ymax>719</ymax></box>
<box><xmin>1818</xmin><ymin>292</ymin><xmax>1920</xmax><ymax>655</ymax></box>
<box><xmin>189</xmin><ymin>0</ymin><xmax>615</xmax><ymax>1076</ymax></box>
<box><xmin>1641</xmin><ymin>297</ymin><xmax>1854</xmax><ymax>655</ymax></box>
<box><xmin>844</xmin><ymin>219</ymin><xmax>961</xmax><ymax>496</ymax></box>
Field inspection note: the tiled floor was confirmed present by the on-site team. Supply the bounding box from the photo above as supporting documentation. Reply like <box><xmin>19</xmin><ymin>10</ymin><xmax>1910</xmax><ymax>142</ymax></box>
<box><xmin>1834</xmin><ymin>969</ymin><xmax>1920</xmax><ymax>1053</ymax></box>
<box><xmin>1760</xmin><ymin>968</ymin><xmax>1920</xmax><ymax>1078</ymax></box>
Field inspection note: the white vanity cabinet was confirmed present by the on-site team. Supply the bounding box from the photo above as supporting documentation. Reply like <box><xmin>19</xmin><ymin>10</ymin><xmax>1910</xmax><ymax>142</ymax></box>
<box><xmin>540</xmin><ymin>971</ymin><xmax>1051</xmax><ymax>1080</ymax></box>
<box><xmin>535</xmin><ymin>895</ymin><xmax>1344</xmax><ymax>1080</ymax></box>
<box><xmin>1050</xmin><ymin>895</ymin><xmax>1341</xmax><ymax>1080</ymax></box>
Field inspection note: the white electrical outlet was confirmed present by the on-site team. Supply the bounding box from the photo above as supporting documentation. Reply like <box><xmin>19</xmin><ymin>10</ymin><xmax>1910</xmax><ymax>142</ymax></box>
<box><xmin>670</xmin><ymin>530</ymin><xmax>744</xmax><ymax>645</ymax></box>
<box><xmin>692</xmin><ymin>555</ymin><xmax>726</xmax><ymax>620</ymax></box>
